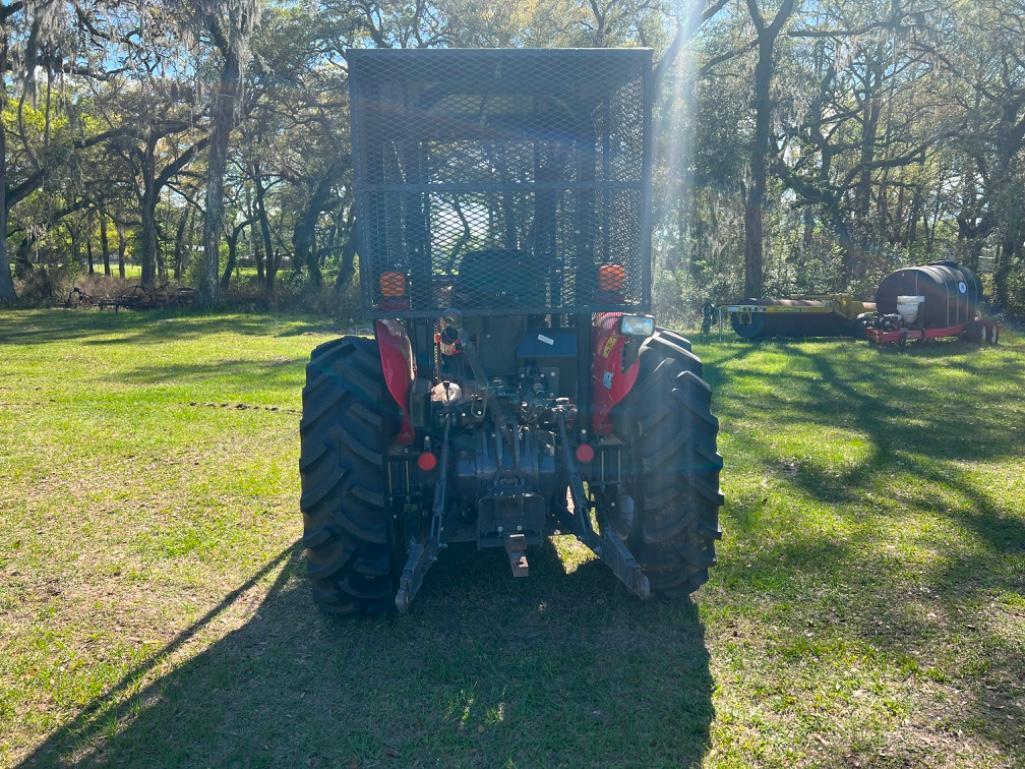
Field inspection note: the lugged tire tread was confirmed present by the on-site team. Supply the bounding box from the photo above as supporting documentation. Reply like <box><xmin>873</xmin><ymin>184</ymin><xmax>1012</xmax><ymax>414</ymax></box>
<box><xmin>299</xmin><ymin>335</ymin><xmax>401</xmax><ymax>616</ymax></box>
<box><xmin>611</xmin><ymin>327</ymin><xmax>723</xmax><ymax>598</ymax></box>
<box><xmin>653</xmin><ymin>329</ymin><xmax>693</xmax><ymax>352</ymax></box>
<box><xmin>299</xmin><ymin>469</ymin><xmax>348</xmax><ymax>512</ymax></box>
<box><xmin>302</xmin><ymin>523</ymin><xmax>335</xmax><ymax>549</ymax></box>
<box><xmin>310</xmin><ymin>337</ymin><xmax>351</xmax><ymax>360</ymax></box>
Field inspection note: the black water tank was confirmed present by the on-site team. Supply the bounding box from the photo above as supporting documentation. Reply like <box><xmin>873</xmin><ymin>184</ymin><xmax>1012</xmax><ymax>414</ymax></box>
<box><xmin>875</xmin><ymin>261</ymin><xmax>980</xmax><ymax>328</ymax></box>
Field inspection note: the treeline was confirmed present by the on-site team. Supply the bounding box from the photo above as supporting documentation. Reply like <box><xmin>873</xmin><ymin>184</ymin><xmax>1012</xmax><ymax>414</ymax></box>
<box><xmin>1</xmin><ymin>1</ymin><xmax>1024</xmax><ymax>318</ymax></box>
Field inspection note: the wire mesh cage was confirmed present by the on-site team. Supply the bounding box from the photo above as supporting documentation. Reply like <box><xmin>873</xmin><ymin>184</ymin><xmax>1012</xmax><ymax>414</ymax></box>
<box><xmin>348</xmin><ymin>48</ymin><xmax>653</xmax><ymax>318</ymax></box>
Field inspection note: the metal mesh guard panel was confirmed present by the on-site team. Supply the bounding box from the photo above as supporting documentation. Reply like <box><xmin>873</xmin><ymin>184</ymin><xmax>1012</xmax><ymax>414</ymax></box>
<box><xmin>348</xmin><ymin>48</ymin><xmax>652</xmax><ymax>317</ymax></box>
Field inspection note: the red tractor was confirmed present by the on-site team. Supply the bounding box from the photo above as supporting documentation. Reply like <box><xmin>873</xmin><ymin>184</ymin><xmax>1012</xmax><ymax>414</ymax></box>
<box><xmin>299</xmin><ymin>49</ymin><xmax>723</xmax><ymax>614</ymax></box>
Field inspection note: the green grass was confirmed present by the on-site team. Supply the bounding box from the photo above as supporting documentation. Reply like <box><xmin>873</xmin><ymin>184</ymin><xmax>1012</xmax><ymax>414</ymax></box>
<box><xmin>1</xmin><ymin>310</ymin><xmax>1023</xmax><ymax>768</ymax></box>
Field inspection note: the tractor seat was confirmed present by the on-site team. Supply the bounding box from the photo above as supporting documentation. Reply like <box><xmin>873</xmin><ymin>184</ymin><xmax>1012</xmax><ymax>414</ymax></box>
<box><xmin>453</xmin><ymin>249</ymin><xmax>546</xmax><ymax>309</ymax></box>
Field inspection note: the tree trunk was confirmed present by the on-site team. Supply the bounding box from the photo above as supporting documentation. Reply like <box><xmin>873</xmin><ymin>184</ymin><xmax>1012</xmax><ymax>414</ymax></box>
<box><xmin>140</xmin><ymin>143</ymin><xmax>159</xmax><ymax>289</ymax></box>
<box><xmin>291</xmin><ymin>206</ymin><xmax>319</xmax><ymax>286</ymax></box>
<box><xmin>0</xmin><ymin>116</ymin><xmax>15</xmax><ymax>301</ymax></box>
<box><xmin>252</xmin><ymin>232</ymin><xmax>264</xmax><ymax>282</ymax></box>
<box><xmin>86</xmin><ymin>238</ymin><xmax>95</xmax><ymax>275</ymax></box>
<box><xmin>201</xmin><ymin>44</ymin><xmax>242</xmax><ymax>307</ymax></box>
<box><xmin>222</xmin><ymin>220</ymin><xmax>251</xmax><ymax>290</ymax></box>
<box><xmin>744</xmin><ymin>39</ymin><xmax>774</xmax><ymax>298</ymax></box>
<box><xmin>993</xmin><ymin>228</ymin><xmax>1021</xmax><ymax>309</ymax></box>
<box><xmin>851</xmin><ymin>52</ymin><xmax>883</xmax><ymax>282</ymax></box>
<box><xmin>247</xmin><ymin>185</ymin><xmax>263</xmax><ymax>282</ymax></box>
<box><xmin>993</xmin><ymin>241</ymin><xmax>1009</xmax><ymax>309</ymax></box>
<box><xmin>743</xmin><ymin>0</ymin><xmax>795</xmax><ymax>298</ymax></box>
<box><xmin>156</xmin><ymin>221</ymin><xmax>167</xmax><ymax>283</ymax></box>
<box><xmin>70</xmin><ymin>228</ymin><xmax>80</xmax><ymax>271</ymax></box>
<box><xmin>221</xmin><ymin>231</ymin><xmax>239</xmax><ymax>290</ymax></box>
<box><xmin>117</xmin><ymin>222</ymin><xmax>127</xmax><ymax>280</ymax></box>
<box><xmin>173</xmin><ymin>208</ymin><xmax>190</xmax><ymax>282</ymax></box>
<box><xmin>254</xmin><ymin>161</ymin><xmax>276</xmax><ymax>291</ymax></box>
<box><xmin>187</xmin><ymin>206</ymin><xmax>199</xmax><ymax>276</ymax></box>
<box><xmin>16</xmin><ymin>236</ymin><xmax>30</xmax><ymax>275</ymax></box>
<box><xmin>335</xmin><ymin>209</ymin><xmax>358</xmax><ymax>292</ymax></box>
<box><xmin>99</xmin><ymin>211</ymin><xmax>111</xmax><ymax>276</ymax></box>
<box><xmin>292</xmin><ymin>173</ymin><xmax>335</xmax><ymax>287</ymax></box>
<box><xmin>840</xmin><ymin>238</ymin><xmax>863</xmax><ymax>288</ymax></box>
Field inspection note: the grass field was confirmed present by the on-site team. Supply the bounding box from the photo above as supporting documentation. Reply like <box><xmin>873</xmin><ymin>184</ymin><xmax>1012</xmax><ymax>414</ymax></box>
<box><xmin>1</xmin><ymin>309</ymin><xmax>1023</xmax><ymax>769</ymax></box>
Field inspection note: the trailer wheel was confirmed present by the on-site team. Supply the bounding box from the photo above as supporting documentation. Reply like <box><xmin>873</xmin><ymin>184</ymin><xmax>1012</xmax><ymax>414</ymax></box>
<box><xmin>611</xmin><ymin>334</ymin><xmax>724</xmax><ymax>597</ymax></box>
<box><xmin>299</xmin><ymin>336</ymin><xmax>401</xmax><ymax>615</ymax></box>
<box><xmin>965</xmin><ymin>320</ymin><xmax>989</xmax><ymax>344</ymax></box>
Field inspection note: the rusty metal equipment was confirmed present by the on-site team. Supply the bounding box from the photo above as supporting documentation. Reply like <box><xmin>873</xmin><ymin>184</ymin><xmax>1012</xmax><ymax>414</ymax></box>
<box><xmin>726</xmin><ymin>294</ymin><xmax>876</xmax><ymax>339</ymax></box>
<box><xmin>64</xmin><ymin>284</ymin><xmax>197</xmax><ymax>312</ymax></box>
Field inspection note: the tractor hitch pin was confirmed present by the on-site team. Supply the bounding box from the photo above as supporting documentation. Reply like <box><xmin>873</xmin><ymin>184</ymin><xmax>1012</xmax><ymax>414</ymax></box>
<box><xmin>505</xmin><ymin>533</ymin><xmax>529</xmax><ymax>577</ymax></box>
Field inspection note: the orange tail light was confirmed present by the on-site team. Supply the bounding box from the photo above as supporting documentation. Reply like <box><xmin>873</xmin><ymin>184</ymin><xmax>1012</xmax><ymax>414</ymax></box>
<box><xmin>599</xmin><ymin>263</ymin><xmax>626</xmax><ymax>293</ymax></box>
<box><xmin>379</xmin><ymin>271</ymin><xmax>407</xmax><ymax>298</ymax></box>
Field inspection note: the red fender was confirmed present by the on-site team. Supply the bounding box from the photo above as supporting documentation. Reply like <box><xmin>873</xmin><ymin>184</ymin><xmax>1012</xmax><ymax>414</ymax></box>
<box><xmin>591</xmin><ymin>312</ymin><xmax>641</xmax><ymax>435</ymax></box>
<box><xmin>375</xmin><ymin>319</ymin><xmax>416</xmax><ymax>445</ymax></box>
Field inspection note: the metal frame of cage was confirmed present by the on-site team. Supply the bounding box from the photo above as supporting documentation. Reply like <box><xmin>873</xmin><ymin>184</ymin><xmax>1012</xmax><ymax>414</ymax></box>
<box><xmin>347</xmin><ymin>47</ymin><xmax>654</xmax><ymax>319</ymax></box>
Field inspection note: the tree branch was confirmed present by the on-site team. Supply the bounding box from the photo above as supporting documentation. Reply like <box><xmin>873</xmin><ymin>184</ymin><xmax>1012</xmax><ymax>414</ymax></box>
<box><xmin>700</xmin><ymin>38</ymin><xmax>758</xmax><ymax>77</ymax></box>
<box><xmin>155</xmin><ymin>136</ymin><xmax>211</xmax><ymax>191</ymax></box>
<box><xmin>654</xmin><ymin>0</ymin><xmax>732</xmax><ymax>83</ymax></box>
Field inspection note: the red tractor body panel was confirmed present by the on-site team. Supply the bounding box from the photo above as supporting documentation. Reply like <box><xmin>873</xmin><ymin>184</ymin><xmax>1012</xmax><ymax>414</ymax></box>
<box><xmin>375</xmin><ymin>320</ymin><xmax>416</xmax><ymax>444</ymax></box>
<box><xmin>591</xmin><ymin>312</ymin><xmax>641</xmax><ymax>435</ymax></box>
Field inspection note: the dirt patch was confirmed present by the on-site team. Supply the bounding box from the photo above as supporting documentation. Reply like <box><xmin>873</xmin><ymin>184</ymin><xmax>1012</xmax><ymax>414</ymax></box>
<box><xmin>187</xmin><ymin>401</ymin><xmax>300</xmax><ymax>415</ymax></box>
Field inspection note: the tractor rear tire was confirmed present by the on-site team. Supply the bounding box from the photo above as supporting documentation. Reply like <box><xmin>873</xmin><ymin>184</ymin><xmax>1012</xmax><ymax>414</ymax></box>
<box><xmin>612</xmin><ymin>332</ymin><xmax>724</xmax><ymax>597</ymax></box>
<box><xmin>299</xmin><ymin>336</ymin><xmax>401</xmax><ymax>615</ymax></box>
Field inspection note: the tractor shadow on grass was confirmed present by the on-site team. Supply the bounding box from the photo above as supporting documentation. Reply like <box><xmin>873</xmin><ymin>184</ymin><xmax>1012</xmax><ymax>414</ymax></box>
<box><xmin>0</xmin><ymin>308</ymin><xmax>345</xmax><ymax>347</ymax></box>
<box><xmin>18</xmin><ymin>540</ymin><xmax>714</xmax><ymax>769</ymax></box>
